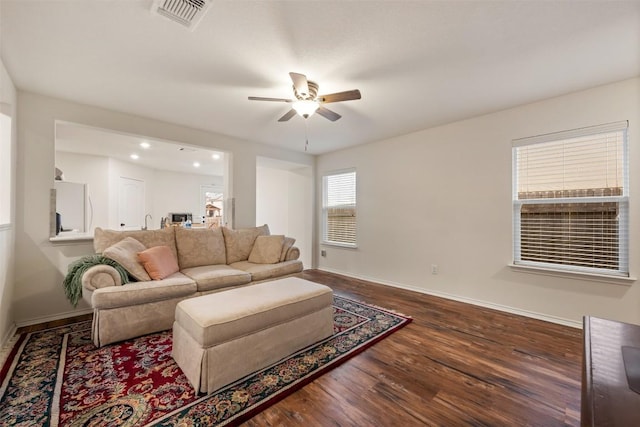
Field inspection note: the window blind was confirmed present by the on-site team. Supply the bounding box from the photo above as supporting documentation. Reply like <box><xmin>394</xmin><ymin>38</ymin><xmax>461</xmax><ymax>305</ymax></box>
<box><xmin>323</xmin><ymin>170</ymin><xmax>356</xmax><ymax>246</ymax></box>
<box><xmin>513</xmin><ymin>122</ymin><xmax>628</xmax><ymax>276</ymax></box>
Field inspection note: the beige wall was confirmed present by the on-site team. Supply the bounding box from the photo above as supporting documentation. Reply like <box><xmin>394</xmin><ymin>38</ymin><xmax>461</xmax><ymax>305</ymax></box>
<box><xmin>317</xmin><ymin>77</ymin><xmax>640</xmax><ymax>327</ymax></box>
<box><xmin>256</xmin><ymin>165</ymin><xmax>313</xmax><ymax>268</ymax></box>
<box><xmin>0</xmin><ymin>57</ymin><xmax>17</xmax><ymax>344</ymax></box>
<box><xmin>13</xmin><ymin>91</ymin><xmax>313</xmax><ymax>326</ymax></box>
<box><xmin>257</xmin><ymin>167</ymin><xmax>291</xmax><ymax>234</ymax></box>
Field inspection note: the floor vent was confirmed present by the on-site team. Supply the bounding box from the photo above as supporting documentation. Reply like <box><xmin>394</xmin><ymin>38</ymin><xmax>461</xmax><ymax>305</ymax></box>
<box><xmin>151</xmin><ymin>0</ymin><xmax>212</xmax><ymax>31</ymax></box>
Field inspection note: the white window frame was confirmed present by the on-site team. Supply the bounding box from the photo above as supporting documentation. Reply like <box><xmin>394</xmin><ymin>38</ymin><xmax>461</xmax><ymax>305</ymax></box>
<box><xmin>322</xmin><ymin>168</ymin><xmax>357</xmax><ymax>248</ymax></box>
<box><xmin>512</xmin><ymin>121</ymin><xmax>629</xmax><ymax>278</ymax></box>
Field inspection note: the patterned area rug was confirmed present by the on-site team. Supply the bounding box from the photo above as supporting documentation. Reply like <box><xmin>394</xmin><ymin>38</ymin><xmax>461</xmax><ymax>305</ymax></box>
<box><xmin>0</xmin><ymin>295</ymin><xmax>411</xmax><ymax>426</ymax></box>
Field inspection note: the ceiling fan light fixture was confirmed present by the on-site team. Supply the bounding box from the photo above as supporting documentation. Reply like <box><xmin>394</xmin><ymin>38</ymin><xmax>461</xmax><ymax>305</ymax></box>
<box><xmin>292</xmin><ymin>100</ymin><xmax>319</xmax><ymax>118</ymax></box>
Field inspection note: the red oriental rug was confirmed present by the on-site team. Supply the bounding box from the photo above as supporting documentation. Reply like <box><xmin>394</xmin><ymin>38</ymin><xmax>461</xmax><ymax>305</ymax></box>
<box><xmin>0</xmin><ymin>295</ymin><xmax>411</xmax><ymax>426</ymax></box>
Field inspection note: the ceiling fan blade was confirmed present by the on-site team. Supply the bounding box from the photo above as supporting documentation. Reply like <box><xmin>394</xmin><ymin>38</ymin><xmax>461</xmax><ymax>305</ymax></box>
<box><xmin>316</xmin><ymin>106</ymin><xmax>341</xmax><ymax>122</ymax></box>
<box><xmin>289</xmin><ymin>72</ymin><xmax>309</xmax><ymax>97</ymax></box>
<box><xmin>248</xmin><ymin>96</ymin><xmax>292</xmax><ymax>102</ymax></box>
<box><xmin>278</xmin><ymin>109</ymin><xmax>297</xmax><ymax>122</ymax></box>
<box><xmin>319</xmin><ymin>89</ymin><xmax>361</xmax><ymax>103</ymax></box>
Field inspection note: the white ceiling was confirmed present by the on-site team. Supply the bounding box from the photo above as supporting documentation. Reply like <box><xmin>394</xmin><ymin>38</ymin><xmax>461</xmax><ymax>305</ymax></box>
<box><xmin>2</xmin><ymin>1</ymin><xmax>639</xmax><ymax>155</ymax></box>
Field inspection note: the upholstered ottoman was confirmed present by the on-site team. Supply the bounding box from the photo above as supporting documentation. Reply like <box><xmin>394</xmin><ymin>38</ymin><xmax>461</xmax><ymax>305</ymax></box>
<box><xmin>172</xmin><ymin>277</ymin><xmax>334</xmax><ymax>394</ymax></box>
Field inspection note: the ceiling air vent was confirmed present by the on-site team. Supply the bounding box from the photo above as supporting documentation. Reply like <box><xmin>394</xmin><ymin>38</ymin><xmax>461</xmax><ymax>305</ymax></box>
<box><xmin>151</xmin><ymin>0</ymin><xmax>212</xmax><ymax>31</ymax></box>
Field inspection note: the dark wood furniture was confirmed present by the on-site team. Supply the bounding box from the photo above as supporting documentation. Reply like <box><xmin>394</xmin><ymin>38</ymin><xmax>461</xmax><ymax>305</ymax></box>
<box><xmin>582</xmin><ymin>316</ymin><xmax>640</xmax><ymax>426</ymax></box>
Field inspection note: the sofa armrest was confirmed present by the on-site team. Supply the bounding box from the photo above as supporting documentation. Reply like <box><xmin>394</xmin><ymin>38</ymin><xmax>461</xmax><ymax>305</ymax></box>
<box><xmin>285</xmin><ymin>246</ymin><xmax>300</xmax><ymax>261</ymax></box>
<box><xmin>82</xmin><ymin>264</ymin><xmax>123</xmax><ymax>292</ymax></box>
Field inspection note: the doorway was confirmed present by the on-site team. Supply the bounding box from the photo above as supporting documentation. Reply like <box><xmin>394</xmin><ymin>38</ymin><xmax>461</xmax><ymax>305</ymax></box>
<box><xmin>199</xmin><ymin>184</ymin><xmax>225</xmax><ymax>228</ymax></box>
<box><xmin>118</xmin><ymin>177</ymin><xmax>144</xmax><ymax>230</ymax></box>
<box><xmin>256</xmin><ymin>157</ymin><xmax>313</xmax><ymax>268</ymax></box>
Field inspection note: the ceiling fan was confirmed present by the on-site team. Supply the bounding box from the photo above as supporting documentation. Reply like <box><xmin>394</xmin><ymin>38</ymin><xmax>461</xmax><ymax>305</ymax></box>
<box><xmin>248</xmin><ymin>72</ymin><xmax>361</xmax><ymax>122</ymax></box>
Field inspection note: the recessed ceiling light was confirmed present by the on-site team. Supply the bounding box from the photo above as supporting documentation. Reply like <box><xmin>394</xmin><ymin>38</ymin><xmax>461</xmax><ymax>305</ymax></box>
<box><xmin>140</xmin><ymin>141</ymin><xmax>151</xmax><ymax>149</ymax></box>
<box><xmin>193</xmin><ymin>162</ymin><xmax>200</xmax><ymax>167</ymax></box>
<box><xmin>130</xmin><ymin>154</ymin><xmax>139</xmax><ymax>160</ymax></box>
<box><xmin>212</xmin><ymin>153</ymin><xmax>221</xmax><ymax>160</ymax></box>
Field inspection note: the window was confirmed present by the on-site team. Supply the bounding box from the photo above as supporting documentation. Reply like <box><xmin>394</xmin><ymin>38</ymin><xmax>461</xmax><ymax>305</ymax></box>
<box><xmin>322</xmin><ymin>170</ymin><xmax>356</xmax><ymax>247</ymax></box>
<box><xmin>512</xmin><ymin>121</ymin><xmax>628</xmax><ymax>277</ymax></box>
<box><xmin>0</xmin><ymin>111</ymin><xmax>11</xmax><ymax>226</ymax></box>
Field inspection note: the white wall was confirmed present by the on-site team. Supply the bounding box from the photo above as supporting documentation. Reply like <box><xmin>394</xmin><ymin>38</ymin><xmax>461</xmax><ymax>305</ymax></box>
<box><xmin>256</xmin><ymin>167</ymin><xmax>291</xmax><ymax>234</ymax></box>
<box><xmin>153</xmin><ymin>169</ymin><xmax>223</xmax><ymax>227</ymax></box>
<box><xmin>0</xmin><ymin>57</ymin><xmax>17</xmax><ymax>344</ymax></box>
<box><xmin>288</xmin><ymin>167</ymin><xmax>313</xmax><ymax>269</ymax></box>
<box><xmin>317</xmin><ymin>77</ymin><xmax>640</xmax><ymax>327</ymax></box>
<box><xmin>13</xmin><ymin>91</ymin><xmax>313</xmax><ymax>326</ymax></box>
<box><xmin>256</xmin><ymin>165</ymin><xmax>313</xmax><ymax>268</ymax></box>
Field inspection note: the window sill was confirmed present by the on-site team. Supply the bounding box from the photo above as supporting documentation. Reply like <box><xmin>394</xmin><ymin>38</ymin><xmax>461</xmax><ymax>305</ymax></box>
<box><xmin>508</xmin><ymin>263</ymin><xmax>636</xmax><ymax>285</ymax></box>
<box><xmin>49</xmin><ymin>232</ymin><xmax>94</xmax><ymax>243</ymax></box>
<box><xmin>321</xmin><ymin>241</ymin><xmax>357</xmax><ymax>250</ymax></box>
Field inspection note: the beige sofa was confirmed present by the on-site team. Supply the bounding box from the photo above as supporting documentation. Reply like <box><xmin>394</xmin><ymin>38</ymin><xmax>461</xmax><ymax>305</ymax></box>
<box><xmin>81</xmin><ymin>224</ymin><xmax>303</xmax><ymax>347</ymax></box>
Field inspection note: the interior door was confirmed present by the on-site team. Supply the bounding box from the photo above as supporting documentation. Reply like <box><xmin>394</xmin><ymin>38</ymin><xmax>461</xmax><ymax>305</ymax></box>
<box><xmin>118</xmin><ymin>177</ymin><xmax>144</xmax><ymax>230</ymax></box>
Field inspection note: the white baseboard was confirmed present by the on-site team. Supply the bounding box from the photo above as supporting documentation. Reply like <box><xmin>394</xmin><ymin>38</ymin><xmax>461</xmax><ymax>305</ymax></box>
<box><xmin>318</xmin><ymin>267</ymin><xmax>582</xmax><ymax>329</ymax></box>
<box><xmin>0</xmin><ymin>323</ymin><xmax>18</xmax><ymax>366</ymax></box>
<box><xmin>15</xmin><ymin>308</ymin><xmax>93</xmax><ymax>329</ymax></box>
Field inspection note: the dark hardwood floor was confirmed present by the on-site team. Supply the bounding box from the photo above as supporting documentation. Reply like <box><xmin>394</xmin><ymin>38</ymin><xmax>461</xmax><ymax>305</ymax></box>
<box><xmin>13</xmin><ymin>269</ymin><xmax>582</xmax><ymax>426</ymax></box>
<box><xmin>15</xmin><ymin>313</ymin><xmax>93</xmax><ymax>335</ymax></box>
<box><xmin>244</xmin><ymin>269</ymin><xmax>582</xmax><ymax>426</ymax></box>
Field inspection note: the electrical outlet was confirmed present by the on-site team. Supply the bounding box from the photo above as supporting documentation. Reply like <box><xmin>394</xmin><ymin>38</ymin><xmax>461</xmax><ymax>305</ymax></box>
<box><xmin>431</xmin><ymin>264</ymin><xmax>438</xmax><ymax>275</ymax></box>
<box><xmin>321</xmin><ymin>250</ymin><xmax>327</xmax><ymax>257</ymax></box>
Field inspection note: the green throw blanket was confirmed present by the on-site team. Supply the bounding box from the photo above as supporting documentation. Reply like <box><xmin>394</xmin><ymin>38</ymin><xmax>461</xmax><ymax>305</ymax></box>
<box><xmin>63</xmin><ymin>255</ymin><xmax>132</xmax><ymax>307</ymax></box>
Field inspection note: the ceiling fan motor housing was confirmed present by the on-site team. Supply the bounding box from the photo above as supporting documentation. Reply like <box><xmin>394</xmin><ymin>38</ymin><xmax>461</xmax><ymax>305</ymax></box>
<box><xmin>294</xmin><ymin>81</ymin><xmax>319</xmax><ymax>101</ymax></box>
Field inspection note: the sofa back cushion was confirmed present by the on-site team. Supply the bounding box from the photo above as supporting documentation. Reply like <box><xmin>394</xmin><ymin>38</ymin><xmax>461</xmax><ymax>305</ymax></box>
<box><xmin>94</xmin><ymin>227</ymin><xmax>178</xmax><ymax>260</ymax></box>
<box><xmin>222</xmin><ymin>224</ymin><xmax>270</xmax><ymax>264</ymax></box>
<box><xmin>175</xmin><ymin>227</ymin><xmax>227</xmax><ymax>269</ymax></box>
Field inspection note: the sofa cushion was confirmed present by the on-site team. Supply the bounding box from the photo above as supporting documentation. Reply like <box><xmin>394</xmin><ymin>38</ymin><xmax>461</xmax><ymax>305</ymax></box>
<box><xmin>175</xmin><ymin>227</ymin><xmax>226</xmax><ymax>269</ymax></box>
<box><xmin>280</xmin><ymin>237</ymin><xmax>296</xmax><ymax>262</ymax></box>
<box><xmin>94</xmin><ymin>227</ymin><xmax>178</xmax><ymax>260</ymax></box>
<box><xmin>222</xmin><ymin>224</ymin><xmax>270</xmax><ymax>264</ymax></box>
<box><xmin>138</xmin><ymin>245</ymin><xmax>180</xmax><ymax>280</ymax></box>
<box><xmin>248</xmin><ymin>235</ymin><xmax>285</xmax><ymax>264</ymax></box>
<box><xmin>91</xmin><ymin>272</ymin><xmax>196</xmax><ymax>309</ymax></box>
<box><xmin>181</xmin><ymin>265</ymin><xmax>252</xmax><ymax>292</ymax></box>
<box><xmin>102</xmin><ymin>237</ymin><xmax>151</xmax><ymax>281</ymax></box>
<box><xmin>230</xmin><ymin>260</ymin><xmax>304</xmax><ymax>281</ymax></box>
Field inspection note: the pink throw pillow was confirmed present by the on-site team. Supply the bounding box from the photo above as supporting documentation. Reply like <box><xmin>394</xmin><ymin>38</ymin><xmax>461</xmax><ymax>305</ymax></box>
<box><xmin>137</xmin><ymin>245</ymin><xmax>179</xmax><ymax>280</ymax></box>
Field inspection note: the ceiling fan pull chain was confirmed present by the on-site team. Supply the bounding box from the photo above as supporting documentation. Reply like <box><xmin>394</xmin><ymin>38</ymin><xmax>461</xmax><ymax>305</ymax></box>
<box><xmin>304</xmin><ymin>119</ymin><xmax>309</xmax><ymax>152</ymax></box>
